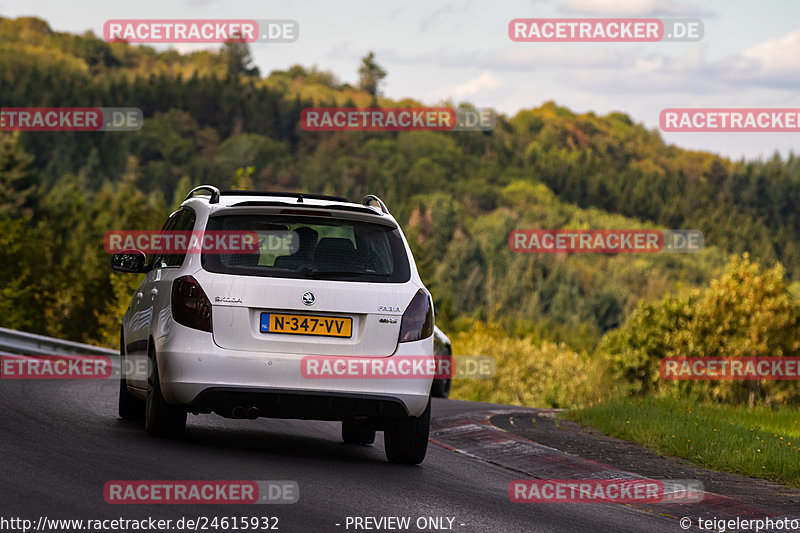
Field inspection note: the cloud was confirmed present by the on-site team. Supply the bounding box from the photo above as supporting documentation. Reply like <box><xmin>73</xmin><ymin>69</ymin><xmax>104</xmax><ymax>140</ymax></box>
<box><xmin>734</xmin><ymin>30</ymin><xmax>800</xmax><ymax>89</ymax></box>
<box><xmin>380</xmin><ymin>27</ymin><xmax>800</xmax><ymax>97</ymax></box>
<box><xmin>558</xmin><ymin>0</ymin><xmax>710</xmax><ymax>17</ymax></box>
<box><xmin>563</xmin><ymin>29</ymin><xmax>800</xmax><ymax>94</ymax></box>
<box><xmin>426</xmin><ymin>71</ymin><xmax>503</xmax><ymax>101</ymax></box>
<box><xmin>380</xmin><ymin>45</ymin><xmax>633</xmax><ymax>71</ymax></box>
<box><xmin>558</xmin><ymin>46</ymin><xmax>718</xmax><ymax>94</ymax></box>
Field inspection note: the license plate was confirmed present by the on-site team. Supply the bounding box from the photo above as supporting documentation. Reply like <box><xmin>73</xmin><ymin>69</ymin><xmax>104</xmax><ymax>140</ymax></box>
<box><xmin>260</xmin><ymin>313</ymin><xmax>352</xmax><ymax>338</ymax></box>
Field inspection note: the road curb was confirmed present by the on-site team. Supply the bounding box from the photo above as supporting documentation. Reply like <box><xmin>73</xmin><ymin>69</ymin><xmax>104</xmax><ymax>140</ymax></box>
<box><xmin>430</xmin><ymin>409</ymin><xmax>800</xmax><ymax>530</ymax></box>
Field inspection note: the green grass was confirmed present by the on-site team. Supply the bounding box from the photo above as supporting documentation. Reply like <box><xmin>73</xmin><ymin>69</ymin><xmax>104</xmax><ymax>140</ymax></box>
<box><xmin>563</xmin><ymin>396</ymin><xmax>800</xmax><ymax>487</ymax></box>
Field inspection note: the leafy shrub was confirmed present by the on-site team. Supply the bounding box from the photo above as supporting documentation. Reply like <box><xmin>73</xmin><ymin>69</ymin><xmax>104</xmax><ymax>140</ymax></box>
<box><xmin>451</xmin><ymin>321</ymin><xmax>616</xmax><ymax>408</ymax></box>
<box><xmin>601</xmin><ymin>254</ymin><xmax>800</xmax><ymax>405</ymax></box>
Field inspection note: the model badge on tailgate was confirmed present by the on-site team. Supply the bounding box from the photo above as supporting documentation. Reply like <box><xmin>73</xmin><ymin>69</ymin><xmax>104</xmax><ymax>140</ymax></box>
<box><xmin>214</xmin><ymin>296</ymin><xmax>242</xmax><ymax>303</ymax></box>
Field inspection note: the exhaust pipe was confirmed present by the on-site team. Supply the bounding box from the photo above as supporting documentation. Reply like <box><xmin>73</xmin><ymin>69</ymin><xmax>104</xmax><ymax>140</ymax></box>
<box><xmin>231</xmin><ymin>406</ymin><xmax>246</xmax><ymax>419</ymax></box>
<box><xmin>246</xmin><ymin>407</ymin><xmax>260</xmax><ymax>420</ymax></box>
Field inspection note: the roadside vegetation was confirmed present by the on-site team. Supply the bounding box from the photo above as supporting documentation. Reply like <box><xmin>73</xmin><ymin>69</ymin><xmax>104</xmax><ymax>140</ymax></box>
<box><xmin>564</xmin><ymin>396</ymin><xmax>800</xmax><ymax>487</ymax></box>
<box><xmin>453</xmin><ymin>254</ymin><xmax>800</xmax><ymax>485</ymax></box>
<box><xmin>563</xmin><ymin>256</ymin><xmax>800</xmax><ymax>486</ymax></box>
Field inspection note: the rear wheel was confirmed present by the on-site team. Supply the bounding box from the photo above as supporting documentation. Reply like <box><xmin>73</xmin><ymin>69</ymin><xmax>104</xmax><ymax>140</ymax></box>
<box><xmin>342</xmin><ymin>420</ymin><xmax>376</xmax><ymax>445</ymax></box>
<box><xmin>145</xmin><ymin>350</ymin><xmax>186</xmax><ymax>438</ymax></box>
<box><xmin>431</xmin><ymin>347</ymin><xmax>452</xmax><ymax>398</ymax></box>
<box><xmin>118</xmin><ymin>334</ymin><xmax>144</xmax><ymax>420</ymax></box>
<box><xmin>119</xmin><ymin>375</ymin><xmax>145</xmax><ymax>420</ymax></box>
<box><xmin>431</xmin><ymin>376</ymin><xmax>451</xmax><ymax>398</ymax></box>
<box><xmin>384</xmin><ymin>398</ymin><xmax>430</xmax><ymax>465</ymax></box>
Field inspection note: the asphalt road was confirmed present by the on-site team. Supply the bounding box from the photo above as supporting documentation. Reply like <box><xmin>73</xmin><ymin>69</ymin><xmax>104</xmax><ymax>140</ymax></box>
<box><xmin>0</xmin><ymin>379</ymin><xmax>689</xmax><ymax>533</ymax></box>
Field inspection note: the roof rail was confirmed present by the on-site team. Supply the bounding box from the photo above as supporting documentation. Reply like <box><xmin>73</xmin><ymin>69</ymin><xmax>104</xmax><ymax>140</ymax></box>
<box><xmin>362</xmin><ymin>195</ymin><xmax>388</xmax><ymax>214</ymax></box>
<box><xmin>220</xmin><ymin>191</ymin><xmax>348</xmax><ymax>203</ymax></box>
<box><xmin>185</xmin><ymin>185</ymin><xmax>220</xmax><ymax>204</ymax></box>
<box><xmin>230</xmin><ymin>201</ymin><xmax>379</xmax><ymax>216</ymax></box>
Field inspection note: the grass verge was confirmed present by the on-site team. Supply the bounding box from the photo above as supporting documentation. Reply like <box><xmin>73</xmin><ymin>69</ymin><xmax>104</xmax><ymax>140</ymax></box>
<box><xmin>563</xmin><ymin>396</ymin><xmax>800</xmax><ymax>487</ymax></box>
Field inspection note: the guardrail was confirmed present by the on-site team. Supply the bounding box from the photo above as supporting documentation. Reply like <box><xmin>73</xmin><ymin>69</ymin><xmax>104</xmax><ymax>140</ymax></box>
<box><xmin>0</xmin><ymin>327</ymin><xmax>117</xmax><ymax>357</ymax></box>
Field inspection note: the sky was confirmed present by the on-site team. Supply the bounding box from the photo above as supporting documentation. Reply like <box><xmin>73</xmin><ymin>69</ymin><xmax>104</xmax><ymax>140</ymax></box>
<box><xmin>3</xmin><ymin>0</ymin><xmax>799</xmax><ymax>161</ymax></box>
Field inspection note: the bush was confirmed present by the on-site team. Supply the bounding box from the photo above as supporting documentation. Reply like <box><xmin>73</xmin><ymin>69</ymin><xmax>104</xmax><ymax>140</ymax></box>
<box><xmin>601</xmin><ymin>254</ymin><xmax>800</xmax><ymax>405</ymax></box>
<box><xmin>451</xmin><ymin>321</ymin><xmax>616</xmax><ymax>408</ymax></box>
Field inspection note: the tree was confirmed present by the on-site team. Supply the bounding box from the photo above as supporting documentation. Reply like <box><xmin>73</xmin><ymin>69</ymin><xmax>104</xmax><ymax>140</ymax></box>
<box><xmin>0</xmin><ymin>132</ymin><xmax>37</xmax><ymax>219</ymax></box>
<box><xmin>223</xmin><ymin>40</ymin><xmax>260</xmax><ymax>78</ymax></box>
<box><xmin>357</xmin><ymin>52</ymin><xmax>386</xmax><ymax>102</ymax></box>
<box><xmin>232</xmin><ymin>166</ymin><xmax>255</xmax><ymax>190</ymax></box>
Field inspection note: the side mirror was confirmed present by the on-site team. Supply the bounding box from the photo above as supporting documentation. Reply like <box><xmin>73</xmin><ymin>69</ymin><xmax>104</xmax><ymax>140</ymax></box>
<box><xmin>111</xmin><ymin>250</ymin><xmax>148</xmax><ymax>273</ymax></box>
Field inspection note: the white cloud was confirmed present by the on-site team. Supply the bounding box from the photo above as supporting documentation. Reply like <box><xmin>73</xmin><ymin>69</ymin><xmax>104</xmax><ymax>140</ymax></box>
<box><xmin>559</xmin><ymin>48</ymin><xmax>718</xmax><ymax>94</ymax></box>
<box><xmin>381</xmin><ymin>46</ymin><xmax>632</xmax><ymax>71</ymax></box>
<box><xmin>734</xmin><ymin>30</ymin><xmax>800</xmax><ymax>87</ymax></box>
<box><xmin>559</xmin><ymin>0</ymin><xmax>708</xmax><ymax>16</ymax></box>
<box><xmin>536</xmin><ymin>29</ymin><xmax>800</xmax><ymax>95</ymax></box>
<box><xmin>426</xmin><ymin>71</ymin><xmax>503</xmax><ymax>101</ymax></box>
<box><xmin>383</xmin><ymin>25</ymin><xmax>800</xmax><ymax>97</ymax></box>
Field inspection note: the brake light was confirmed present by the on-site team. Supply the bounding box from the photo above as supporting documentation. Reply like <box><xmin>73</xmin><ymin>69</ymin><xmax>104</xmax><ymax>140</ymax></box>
<box><xmin>278</xmin><ymin>209</ymin><xmax>332</xmax><ymax>217</ymax></box>
<box><xmin>399</xmin><ymin>290</ymin><xmax>434</xmax><ymax>343</ymax></box>
<box><xmin>171</xmin><ymin>276</ymin><xmax>212</xmax><ymax>332</ymax></box>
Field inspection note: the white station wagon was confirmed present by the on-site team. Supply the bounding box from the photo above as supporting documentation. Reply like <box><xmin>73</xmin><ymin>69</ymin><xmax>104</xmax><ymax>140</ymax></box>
<box><xmin>112</xmin><ymin>186</ymin><xmax>435</xmax><ymax>464</ymax></box>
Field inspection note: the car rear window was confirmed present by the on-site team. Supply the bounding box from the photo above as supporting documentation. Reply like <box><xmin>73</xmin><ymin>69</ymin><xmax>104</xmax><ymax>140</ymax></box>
<box><xmin>201</xmin><ymin>214</ymin><xmax>411</xmax><ymax>283</ymax></box>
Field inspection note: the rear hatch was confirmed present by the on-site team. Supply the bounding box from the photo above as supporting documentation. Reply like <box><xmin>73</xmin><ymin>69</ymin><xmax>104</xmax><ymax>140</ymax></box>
<box><xmin>198</xmin><ymin>210</ymin><xmax>415</xmax><ymax>356</ymax></box>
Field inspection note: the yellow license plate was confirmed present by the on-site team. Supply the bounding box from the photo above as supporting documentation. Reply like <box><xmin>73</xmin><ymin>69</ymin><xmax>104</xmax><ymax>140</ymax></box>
<box><xmin>260</xmin><ymin>313</ymin><xmax>352</xmax><ymax>338</ymax></box>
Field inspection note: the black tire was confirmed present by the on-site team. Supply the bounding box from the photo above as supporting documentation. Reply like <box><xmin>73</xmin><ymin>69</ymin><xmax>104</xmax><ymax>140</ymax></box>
<box><xmin>118</xmin><ymin>334</ymin><xmax>145</xmax><ymax>420</ymax></box>
<box><xmin>384</xmin><ymin>398</ymin><xmax>430</xmax><ymax>465</ymax></box>
<box><xmin>342</xmin><ymin>420</ymin><xmax>376</xmax><ymax>445</ymax></box>
<box><xmin>431</xmin><ymin>346</ymin><xmax>453</xmax><ymax>398</ymax></box>
<box><xmin>119</xmin><ymin>372</ymin><xmax>145</xmax><ymax>420</ymax></box>
<box><xmin>431</xmin><ymin>376</ymin><xmax>452</xmax><ymax>398</ymax></box>
<box><xmin>145</xmin><ymin>349</ymin><xmax>186</xmax><ymax>438</ymax></box>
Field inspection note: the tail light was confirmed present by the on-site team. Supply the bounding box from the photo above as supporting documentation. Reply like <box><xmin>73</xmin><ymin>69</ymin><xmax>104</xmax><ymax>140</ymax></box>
<box><xmin>399</xmin><ymin>290</ymin><xmax>434</xmax><ymax>343</ymax></box>
<box><xmin>172</xmin><ymin>276</ymin><xmax>212</xmax><ymax>332</ymax></box>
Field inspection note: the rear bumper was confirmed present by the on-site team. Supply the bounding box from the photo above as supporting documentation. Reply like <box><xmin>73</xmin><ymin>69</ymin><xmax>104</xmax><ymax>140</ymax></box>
<box><xmin>190</xmin><ymin>388</ymin><xmax>409</xmax><ymax>420</ymax></box>
<box><xmin>153</xmin><ymin>327</ymin><xmax>433</xmax><ymax>418</ymax></box>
